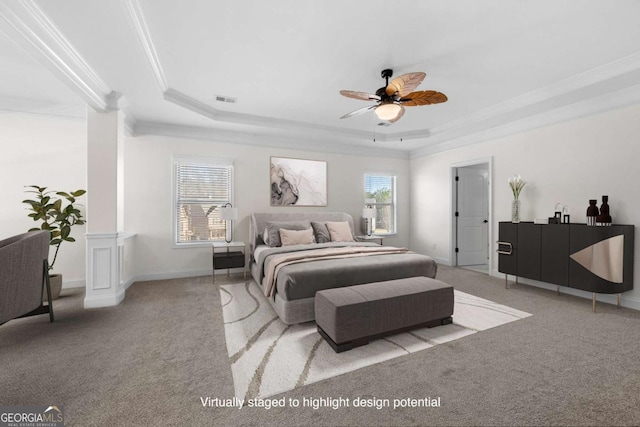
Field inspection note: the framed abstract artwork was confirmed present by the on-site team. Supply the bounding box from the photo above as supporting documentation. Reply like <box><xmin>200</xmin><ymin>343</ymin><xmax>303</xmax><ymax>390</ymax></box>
<box><xmin>270</xmin><ymin>156</ymin><xmax>327</xmax><ymax>206</ymax></box>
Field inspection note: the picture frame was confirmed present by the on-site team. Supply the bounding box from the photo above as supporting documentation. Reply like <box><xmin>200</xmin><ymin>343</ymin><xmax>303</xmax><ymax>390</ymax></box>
<box><xmin>270</xmin><ymin>156</ymin><xmax>327</xmax><ymax>206</ymax></box>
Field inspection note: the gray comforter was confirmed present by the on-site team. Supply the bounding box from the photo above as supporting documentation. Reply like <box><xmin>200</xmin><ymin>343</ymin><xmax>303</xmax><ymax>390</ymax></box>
<box><xmin>254</xmin><ymin>242</ymin><xmax>438</xmax><ymax>301</ymax></box>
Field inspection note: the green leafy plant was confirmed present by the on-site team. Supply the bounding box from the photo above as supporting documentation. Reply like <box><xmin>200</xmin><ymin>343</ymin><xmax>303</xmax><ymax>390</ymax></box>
<box><xmin>23</xmin><ymin>185</ymin><xmax>86</xmax><ymax>271</ymax></box>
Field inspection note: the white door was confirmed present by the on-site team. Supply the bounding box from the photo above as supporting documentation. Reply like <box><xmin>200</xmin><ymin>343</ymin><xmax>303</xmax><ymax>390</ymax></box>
<box><xmin>457</xmin><ymin>165</ymin><xmax>489</xmax><ymax>266</ymax></box>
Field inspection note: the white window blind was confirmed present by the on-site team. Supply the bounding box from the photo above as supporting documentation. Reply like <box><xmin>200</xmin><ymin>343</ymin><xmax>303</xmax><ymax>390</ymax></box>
<box><xmin>174</xmin><ymin>158</ymin><xmax>233</xmax><ymax>244</ymax></box>
<box><xmin>364</xmin><ymin>174</ymin><xmax>396</xmax><ymax>234</ymax></box>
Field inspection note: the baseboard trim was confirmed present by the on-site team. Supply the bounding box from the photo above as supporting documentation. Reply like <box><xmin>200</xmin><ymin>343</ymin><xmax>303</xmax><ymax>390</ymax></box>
<box><xmin>84</xmin><ymin>289</ymin><xmax>125</xmax><ymax>309</ymax></box>
<box><xmin>122</xmin><ymin>276</ymin><xmax>136</xmax><ymax>291</ymax></box>
<box><xmin>56</xmin><ymin>267</ymin><xmax>244</xmax><ymax>291</ymax></box>
<box><xmin>433</xmin><ymin>257</ymin><xmax>451</xmax><ymax>266</ymax></box>
<box><xmin>62</xmin><ymin>278</ymin><xmax>85</xmax><ymax>289</ymax></box>
<box><xmin>134</xmin><ymin>267</ymin><xmax>244</xmax><ymax>283</ymax></box>
<box><xmin>490</xmin><ymin>268</ymin><xmax>640</xmax><ymax>311</ymax></box>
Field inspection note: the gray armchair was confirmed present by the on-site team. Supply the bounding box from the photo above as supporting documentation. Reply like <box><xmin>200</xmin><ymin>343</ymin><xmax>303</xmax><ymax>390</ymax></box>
<box><xmin>0</xmin><ymin>231</ymin><xmax>54</xmax><ymax>325</ymax></box>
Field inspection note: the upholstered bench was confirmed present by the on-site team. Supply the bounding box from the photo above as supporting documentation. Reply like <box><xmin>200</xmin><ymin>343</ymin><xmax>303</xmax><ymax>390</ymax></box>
<box><xmin>315</xmin><ymin>276</ymin><xmax>454</xmax><ymax>353</ymax></box>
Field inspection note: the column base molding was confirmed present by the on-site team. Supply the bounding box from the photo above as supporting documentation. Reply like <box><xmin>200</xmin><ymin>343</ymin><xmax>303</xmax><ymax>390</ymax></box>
<box><xmin>85</xmin><ymin>232</ymin><xmax>120</xmax><ymax>309</ymax></box>
<box><xmin>84</xmin><ymin>289</ymin><xmax>125</xmax><ymax>309</ymax></box>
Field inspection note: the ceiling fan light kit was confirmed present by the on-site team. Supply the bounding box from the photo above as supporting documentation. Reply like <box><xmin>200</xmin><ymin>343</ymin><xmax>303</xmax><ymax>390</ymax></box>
<box><xmin>340</xmin><ymin>68</ymin><xmax>447</xmax><ymax>123</ymax></box>
<box><xmin>375</xmin><ymin>103</ymin><xmax>402</xmax><ymax>121</ymax></box>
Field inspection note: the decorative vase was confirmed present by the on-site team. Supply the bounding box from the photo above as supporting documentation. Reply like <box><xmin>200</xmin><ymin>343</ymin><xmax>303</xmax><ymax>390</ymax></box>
<box><xmin>511</xmin><ymin>199</ymin><xmax>520</xmax><ymax>223</ymax></box>
<box><xmin>554</xmin><ymin>203</ymin><xmax>563</xmax><ymax>224</ymax></box>
<box><xmin>596</xmin><ymin>195</ymin><xmax>612</xmax><ymax>226</ymax></box>
<box><xmin>586</xmin><ymin>199</ymin><xmax>598</xmax><ymax>226</ymax></box>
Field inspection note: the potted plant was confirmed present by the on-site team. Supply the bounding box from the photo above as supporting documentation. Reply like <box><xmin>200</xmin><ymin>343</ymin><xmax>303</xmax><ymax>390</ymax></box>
<box><xmin>22</xmin><ymin>185</ymin><xmax>86</xmax><ymax>301</ymax></box>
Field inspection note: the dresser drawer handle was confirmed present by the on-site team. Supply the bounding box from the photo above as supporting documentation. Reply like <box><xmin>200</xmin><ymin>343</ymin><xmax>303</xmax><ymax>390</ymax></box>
<box><xmin>496</xmin><ymin>241</ymin><xmax>513</xmax><ymax>255</ymax></box>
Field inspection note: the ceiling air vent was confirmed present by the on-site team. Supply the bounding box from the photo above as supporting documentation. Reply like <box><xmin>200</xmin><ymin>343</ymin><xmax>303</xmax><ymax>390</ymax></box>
<box><xmin>215</xmin><ymin>95</ymin><xmax>237</xmax><ymax>104</ymax></box>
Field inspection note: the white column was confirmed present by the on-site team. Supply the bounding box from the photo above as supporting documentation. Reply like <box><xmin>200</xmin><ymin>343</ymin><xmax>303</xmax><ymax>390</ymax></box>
<box><xmin>85</xmin><ymin>104</ymin><xmax>124</xmax><ymax>308</ymax></box>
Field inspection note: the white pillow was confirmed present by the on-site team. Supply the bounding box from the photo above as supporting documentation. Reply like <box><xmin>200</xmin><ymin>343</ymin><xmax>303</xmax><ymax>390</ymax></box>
<box><xmin>279</xmin><ymin>228</ymin><xmax>315</xmax><ymax>246</ymax></box>
<box><xmin>325</xmin><ymin>221</ymin><xmax>354</xmax><ymax>242</ymax></box>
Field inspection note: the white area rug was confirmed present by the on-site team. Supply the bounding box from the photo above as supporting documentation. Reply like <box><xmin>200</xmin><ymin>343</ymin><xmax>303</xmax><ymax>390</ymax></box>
<box><xmin>220</xmin><ymin>281</ymin><xmax>531</xmax><ymax>401</ymax></box>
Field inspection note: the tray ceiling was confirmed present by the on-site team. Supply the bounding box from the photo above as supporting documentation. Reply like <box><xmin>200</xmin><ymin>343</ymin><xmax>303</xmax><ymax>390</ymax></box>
<box><xmin>1</xmin><ymin>0</ymin><xmax>639</xmax><ymax>156</ymax></box>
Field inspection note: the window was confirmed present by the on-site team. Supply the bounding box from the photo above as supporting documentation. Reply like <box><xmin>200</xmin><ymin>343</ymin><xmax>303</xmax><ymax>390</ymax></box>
<box><xmin>364</xmin><ymin>174</ymin><xmax>396</xmax><ymax>235</ymax></box>
<box><xmin>174</xmin><ymin>157</ymin><xmax>233</xmax><ymax>245</ymax></box>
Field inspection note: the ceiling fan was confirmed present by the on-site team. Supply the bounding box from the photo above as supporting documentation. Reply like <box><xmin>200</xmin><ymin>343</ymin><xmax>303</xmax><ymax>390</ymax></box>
<box><xmin>339</xmin><ymin>69</ymin><xmax>447</xmax><ymax>123</ymax></box>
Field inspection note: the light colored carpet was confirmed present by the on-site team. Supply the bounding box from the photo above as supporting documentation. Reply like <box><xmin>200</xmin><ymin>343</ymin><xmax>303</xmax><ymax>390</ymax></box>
<box><xmin>4</xmin><ymin>266</ymin><xmax>640</xmax><ymax>426</ymax></box>
<box><xmin>220</xmin><ymin>281</ymin><xmax>531</xmax><ymax>401</ymax></box>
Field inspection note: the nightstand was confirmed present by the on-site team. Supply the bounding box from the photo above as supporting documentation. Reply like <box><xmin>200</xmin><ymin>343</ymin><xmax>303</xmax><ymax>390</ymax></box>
<box><xmin>355</xmin><ymin>235</ymin><xmax>384</xmax><ymax>245</ymax></box>
<box><xmin>212</xmin><ymin>241</ymin><xmax>246</xmax><ymax>283</ymax></box>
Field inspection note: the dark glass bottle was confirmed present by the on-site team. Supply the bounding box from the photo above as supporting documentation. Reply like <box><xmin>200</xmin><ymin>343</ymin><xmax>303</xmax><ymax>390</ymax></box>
<box><xmin>586</xmin><ymin>199</ymin><xmax>598</xmax><ymax>226</ymax></box>
<box><xmin>596</xmin><ymin>195</ymin><xmax>612</xmax><ymax>225</ymax></box>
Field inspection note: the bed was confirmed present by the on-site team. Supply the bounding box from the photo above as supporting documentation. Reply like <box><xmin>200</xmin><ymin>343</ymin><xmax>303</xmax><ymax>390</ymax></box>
<box><xmin>250</xmin><ymin>212</ymin><xmax>438</xmax><ymax>324</ymax></box>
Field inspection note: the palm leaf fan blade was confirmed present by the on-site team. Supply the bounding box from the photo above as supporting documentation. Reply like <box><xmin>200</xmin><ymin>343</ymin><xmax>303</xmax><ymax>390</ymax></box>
<box><xmin>340</xmin><ymin>105</ymin><xmax>376</xmax><ymax>119</ymax></box>
<box><xmin>400</xmin><ymin>90</ymin><xmax>448</xmax><ymax>106</ymax></box>
<box><xmin>385</xmin><ymin>72</ymin><xmax>426</xmax><ymax>97</ymax></box>
<box><xmin>339</xmin><ymin>90</ymin><xmax>381</xmax><ymax>101</ymax></box>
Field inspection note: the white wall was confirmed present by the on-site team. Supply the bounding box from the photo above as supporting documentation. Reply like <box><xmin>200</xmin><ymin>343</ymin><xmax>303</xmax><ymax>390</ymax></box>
<box><xmin>123</xmin><ymin>135</ymin><xmax>411</xmax><ymax>280</ymax></box>
<box><xmin>0</xmin><ymin>112</ymin><xmax>87</xmax><ymax>286</ymax></box>
<box><xmin>411</xmin><ymin>103</ymin><xmax>640</xmax><ymax>307</ymax></box>
<box><xmin>9</xmin><ymin>101</ymin><xmax>638</xmax><ymax>308</ymax></box>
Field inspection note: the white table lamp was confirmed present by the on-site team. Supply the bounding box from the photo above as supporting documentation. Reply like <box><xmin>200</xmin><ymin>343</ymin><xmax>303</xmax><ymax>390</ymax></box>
<box><xmin>219</xmin><ymin>204</ymin><xmax>238</xmax><ymax>243</ymax></box>
<box><xmin>362</xmin><ymin>207</ymin><xmax>375</xmax><ymax>236</ymax></box>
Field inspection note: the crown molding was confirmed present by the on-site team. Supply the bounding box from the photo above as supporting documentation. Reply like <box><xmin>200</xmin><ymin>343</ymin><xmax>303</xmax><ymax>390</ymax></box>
<box><xmin>123</xmin><ymin>0</ymin><xmax>369</xmax><ymax>141</ymax></box>
<box><xmin>390</xmin><ymin>51</ymin><xmax>640</xmax><ymax>143</ymax></box>
<box><xmin>5</xmin><ymin>0</ymin><xmax>635</xmax><ymax>158</ymax></box>
<box><xmin>121</xmin><ymin>0</ymin><xmax>382</xmax><ymax>142</ymax></box>
<box><xmin>122</xmin><ymin>0</ymin><xmax>168</xmax><ymax>92</ymax></box>
<box><xmin>105</xmin><ymin>91</ymin><xmax>123</xmax><ymax>110</ymax></box>
<box><xmin>133</xmin><ymin>120</ymin><xmax>409</xmax><ymax>160</ymax></box>
<box><xmin>410</xmin><ymin>83</ymin><xmax>640</xmax><ymax>159</ymax></box>
<box><xmin>0</xmin><ymin>0</ymin><xmax>112</xmax><ymax>111</ymax></box>
<box><xmin>152</xmin><ymin>78</ymin><xmax>640</xmax><ymax>161</ymax></box>
<box><xmin>162</xmin><ymin>52</ymin><xmax>640</xmax><ymax>148</ymax></box>
<box><xmin>118</xmin><ymin>0</ymin><xmax>640</xmax><ymax>152</ymax></box>
<box><xmin>163</xmin><ymin>88</ymin><xmax>373</xmax><ymax>140</ymax></box>
<box><xmin>122</xmin><ymin>114</ymin><xmax>136</xmax><ymax>137</ymax></box>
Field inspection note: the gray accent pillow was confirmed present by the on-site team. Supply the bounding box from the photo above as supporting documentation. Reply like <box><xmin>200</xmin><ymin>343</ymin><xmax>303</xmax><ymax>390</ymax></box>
<box><xmin>326</xmin><ymin>221</ymin><xmax>355</xmax><ymax>242</ymax></box>
<box><xmin>265</xmin><ymin>220</ymin><xmax>312</xmax><ymax>247</ymax></box>
<box><xmin>311</xmin><ymin>221</ymin><xmax>331</xmax><ymax>243</ymax></box>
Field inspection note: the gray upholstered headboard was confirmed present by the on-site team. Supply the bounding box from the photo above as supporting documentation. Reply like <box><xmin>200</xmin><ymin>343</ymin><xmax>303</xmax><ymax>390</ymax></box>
<box><xmin>249</xmin><ymin>212</ymin><xmax>354</xmax><ymax>254</ymax></box>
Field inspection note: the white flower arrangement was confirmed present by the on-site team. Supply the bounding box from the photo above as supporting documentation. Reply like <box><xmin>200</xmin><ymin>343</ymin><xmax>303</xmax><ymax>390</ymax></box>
<box><xmin>508</xmin><ymin>175</ymin><xmax>526</xmax><ymax>200</ymax></box>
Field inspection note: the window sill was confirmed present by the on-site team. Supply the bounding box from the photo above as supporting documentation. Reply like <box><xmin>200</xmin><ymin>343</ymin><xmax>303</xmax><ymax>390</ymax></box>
<box><xmin>174</xmin><ymin>241</ymin><xmax>226</xmax><ymax>249</ymax></box>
